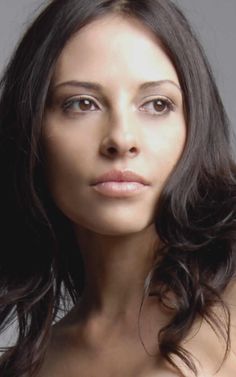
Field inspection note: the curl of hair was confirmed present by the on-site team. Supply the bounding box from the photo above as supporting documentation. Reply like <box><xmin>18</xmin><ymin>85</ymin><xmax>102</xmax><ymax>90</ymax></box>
<box><xmin>0</xmin><ymin>0</ymin><xmax>236</xmax><ymax>376</ymax></box>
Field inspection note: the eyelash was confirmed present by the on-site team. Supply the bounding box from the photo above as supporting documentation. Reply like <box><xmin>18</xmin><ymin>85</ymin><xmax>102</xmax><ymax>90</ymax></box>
<box><xmin>61</xmin><ymin>95</ymin><xmax>175</xmax><ymax>116</ymax></box>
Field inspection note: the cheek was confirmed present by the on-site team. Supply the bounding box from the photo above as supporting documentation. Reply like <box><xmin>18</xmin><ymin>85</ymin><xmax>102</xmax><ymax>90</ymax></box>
<box><xmin>42</xmin><ymin>125</ymin><xmax>92</xmax><ymax>179</ymax></box>
<box><xmin>145</xmin><ymin>116</ymin><xmax>186</xmax><ymax>180</ymax></box>
<box><xmin>41</xmin><ymin>137</ymin><xmax>87</xmax><ymax>217</ymax></box>
<box><xmin>41</xmin><ymin>141</ymin><xmax>79</xmax><ymax>203</ymax></box>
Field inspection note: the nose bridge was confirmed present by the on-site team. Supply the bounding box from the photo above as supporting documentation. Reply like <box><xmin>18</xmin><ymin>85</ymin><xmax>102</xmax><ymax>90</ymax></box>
<box><xmin>100</xmin><ymin>100</ymin><xmax>140</xmax><ymax>158</ymax></box>
<box><xmin>111</xmin><ymin>102</ymin><xmax>136</xmax><ymax>136</ymax></box>
<box><xmin>108</xmin><ymin>86</ymin><xmax>136</xmax><ymax>128</ymax></box>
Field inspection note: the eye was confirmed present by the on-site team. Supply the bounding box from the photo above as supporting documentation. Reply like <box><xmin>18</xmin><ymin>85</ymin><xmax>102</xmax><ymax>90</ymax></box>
<box><xmin>140</xmin><ymin>97</ymin><xmax>174</xmax><ymax>116</ymax></box>
<box><xmin>62</xmin><ymin>96</ymin><xmax>100</xmax><ymax>114</ymax></box>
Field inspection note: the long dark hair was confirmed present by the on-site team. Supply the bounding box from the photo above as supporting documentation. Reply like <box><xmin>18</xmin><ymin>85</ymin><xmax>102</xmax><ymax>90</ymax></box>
<box><xmin>0</xmin><ymin>0</ymin><xmax>236</xmax><ymax>376</ymax></box>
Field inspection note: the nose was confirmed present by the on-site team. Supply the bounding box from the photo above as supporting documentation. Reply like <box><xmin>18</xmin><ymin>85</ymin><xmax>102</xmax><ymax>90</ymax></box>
<box><xmin>99</xmin><ymin>112</ymin><xmax>140</xmax><ymax>159</ymax></box>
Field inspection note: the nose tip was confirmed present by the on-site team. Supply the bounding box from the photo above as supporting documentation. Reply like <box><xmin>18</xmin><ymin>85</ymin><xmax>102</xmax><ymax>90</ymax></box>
<box><xmin>99</xmin><ymin>110</ymin><xmax>141</xmax><ymax>159</ymax></box>
<box><xmin>100</xmin><ymin>134</ymin><xmax>140</xmax><ymax>159</ymax></box>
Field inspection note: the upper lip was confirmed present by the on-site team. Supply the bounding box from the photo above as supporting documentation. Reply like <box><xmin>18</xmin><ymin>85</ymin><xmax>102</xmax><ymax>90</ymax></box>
<box><xmin>91</xmin><ymin>169</ymin><xmax>150</xmax><ymax>185</ymax></box>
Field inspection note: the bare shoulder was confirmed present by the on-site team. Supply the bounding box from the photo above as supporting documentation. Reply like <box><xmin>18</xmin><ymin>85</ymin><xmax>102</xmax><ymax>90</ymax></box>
<box><xmin>30</xmin><ymin>323</ymin><xmax>182</xmax><ymax>377</ymax></box>
<box><xmin>19</xmin><ymin>315</ymin><xmax>236</xmax><ymax>377</ymax></box>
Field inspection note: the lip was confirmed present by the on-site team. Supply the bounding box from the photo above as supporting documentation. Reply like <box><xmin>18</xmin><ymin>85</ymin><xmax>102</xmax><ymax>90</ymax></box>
<box><xmin>91</xmin><ymin>169</ymin><xmax>150</xmax><ymax>186</ymax></box>
<box><xmin>90</xmin><ymin>169</ymin><xmax>150</xmax><ymax>197</ymax></box>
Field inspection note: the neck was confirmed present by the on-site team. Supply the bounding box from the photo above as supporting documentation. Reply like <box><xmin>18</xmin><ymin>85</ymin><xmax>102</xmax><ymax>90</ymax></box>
<box><xmin>73</xmin><ymin>224</ymin><xmax>159</xmax><ymax>321</ymax></box>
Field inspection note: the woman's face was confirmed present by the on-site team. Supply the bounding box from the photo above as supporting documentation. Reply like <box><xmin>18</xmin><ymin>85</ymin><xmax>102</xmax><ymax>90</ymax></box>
<box><xmin>42</xmin><ymin>14</ymin><xmax>186</xmax><ymax>236</ymax></box>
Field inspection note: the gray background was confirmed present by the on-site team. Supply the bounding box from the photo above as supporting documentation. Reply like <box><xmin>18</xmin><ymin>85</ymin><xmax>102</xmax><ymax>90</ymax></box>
<box><xmin>0</xmin><ymin>0</ymin><xmax>236</xmax><ymax>349</ymax></box>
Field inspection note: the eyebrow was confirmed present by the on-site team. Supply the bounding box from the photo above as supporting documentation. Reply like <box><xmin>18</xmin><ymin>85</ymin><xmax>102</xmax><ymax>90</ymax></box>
<box><xmin>53</xmin><ymin>79</ymin><xmax>182</xmax><ymax>94</ymax></box>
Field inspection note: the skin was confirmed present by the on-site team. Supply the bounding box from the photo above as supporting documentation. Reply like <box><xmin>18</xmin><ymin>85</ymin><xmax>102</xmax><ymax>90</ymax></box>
<box><xmin>43</xmin><ymin>13</ymin><xmax>185</xmax><ymax>321</ymax></box>
<box><xmin>38</xmin><ymin>13</ymin><xmax>236</xmax><ymax>377</ymax></box>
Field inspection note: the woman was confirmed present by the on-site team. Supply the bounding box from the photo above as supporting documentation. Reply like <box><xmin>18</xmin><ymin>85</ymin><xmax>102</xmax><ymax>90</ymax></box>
<box><xmin>0</xmin><ymin>0</ymin><xmax>236</xmax><ymax>376</ymax></box>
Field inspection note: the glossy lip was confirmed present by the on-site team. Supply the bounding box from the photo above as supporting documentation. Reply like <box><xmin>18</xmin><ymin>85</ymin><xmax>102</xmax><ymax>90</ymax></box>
<box><xmin>90</xmin><ymin>169</ymin><xmax>150</xmax><ymax>186</ymax></box>
<box><xmin>90</xmin><ymin>170</ymin><xmax>150</xmax><ymax>198</ymax></box>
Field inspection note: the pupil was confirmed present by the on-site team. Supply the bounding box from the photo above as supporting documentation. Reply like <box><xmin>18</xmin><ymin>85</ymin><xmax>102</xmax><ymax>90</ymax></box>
<box><xmin>80</xmin><ymin>99</ymin><xmax>91</xmax><ymax>110</ymax></box>
<box><xmin>154</xmin><ymin>100</ymin><xmax>165</xmax><ymax>112</ymax></box>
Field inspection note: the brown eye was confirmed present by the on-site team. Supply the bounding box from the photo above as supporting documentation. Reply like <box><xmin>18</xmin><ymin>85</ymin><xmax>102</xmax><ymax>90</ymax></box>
<box><xmin>79</xmin><ymin>99</ymin><xmax>94</xmax><ymax>111</ymax></box>
<box><xmin>62</xmin><ymin>97</ymin><xmax>99</xmax><ymax>114</ymax></box>
<box><xmin>153</xmin><ymin>99</ymin><xmax>167</xmax><ymax>112</ymax></box>
<box><xmin>140</xmin><ymin>97</ymin><xmax>174</xmax><ymax>116</ymax></box>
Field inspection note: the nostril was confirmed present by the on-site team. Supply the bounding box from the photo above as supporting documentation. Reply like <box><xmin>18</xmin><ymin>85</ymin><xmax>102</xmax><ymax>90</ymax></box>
<box><xmin>108</xmin><ymin>147</ymin><xmax>117</xmax><ymax>154</ymax></box>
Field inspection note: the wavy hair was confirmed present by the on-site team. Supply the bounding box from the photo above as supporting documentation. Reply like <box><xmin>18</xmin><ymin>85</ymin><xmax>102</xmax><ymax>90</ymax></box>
<box><xmin>0</xmin><ymin>0</ymin><xmax>236</xmax><ymax>376</ymax></box>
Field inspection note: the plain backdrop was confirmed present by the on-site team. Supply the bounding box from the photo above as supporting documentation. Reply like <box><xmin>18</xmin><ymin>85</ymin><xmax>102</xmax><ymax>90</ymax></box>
<box><xmin>0</xmin><ymin>0</ymin><xmax>236</xmax><ymax>350</ymax></box>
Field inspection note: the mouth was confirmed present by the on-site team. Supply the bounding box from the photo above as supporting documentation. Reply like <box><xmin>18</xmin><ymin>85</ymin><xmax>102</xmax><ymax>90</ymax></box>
<box><xmin>90</xmin><ymin>169</ymin><xmax>150</xmax><ymax>197</ymax></box>
<box><xmin>91</xmin><ymin>181</ymin><xmax>149</xmax><ymax>197</ymax></box>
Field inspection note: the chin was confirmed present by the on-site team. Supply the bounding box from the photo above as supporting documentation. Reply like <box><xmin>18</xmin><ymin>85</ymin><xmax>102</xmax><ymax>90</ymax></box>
<box><xmin>75</xmin><ymin>216</ymin><xmax>154</xmax><ymax>236</ymax></box>
<box><xmin>61</xmin><ymin>202</ymin><xmax>155</xmax><ymax>236</ymax></box>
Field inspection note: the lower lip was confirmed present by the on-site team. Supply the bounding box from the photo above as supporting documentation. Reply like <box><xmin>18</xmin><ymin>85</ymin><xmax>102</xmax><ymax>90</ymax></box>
<box><xmin>91</xmin><ymin>181</ymin><xmax>149</xmax><ymax>197</ymax></box>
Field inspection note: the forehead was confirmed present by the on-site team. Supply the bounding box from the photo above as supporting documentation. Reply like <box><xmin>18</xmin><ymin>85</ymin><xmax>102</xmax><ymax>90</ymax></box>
<box><xmin>53</xmin><ymin>14</ymin><xmax>179</xmax><ymax>88</ymax></box>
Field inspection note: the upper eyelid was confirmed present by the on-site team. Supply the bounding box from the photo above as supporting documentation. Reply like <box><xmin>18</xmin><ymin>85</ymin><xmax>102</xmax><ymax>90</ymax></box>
<box><xmin>143</xmin><ymin>95</ymin><xmax>175</xmax><ymax>107</ymax></box>
<box><xmin>62</xmin><ymin>94</ymin><xmax>105</xmax><ymax>109</ymax></box>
